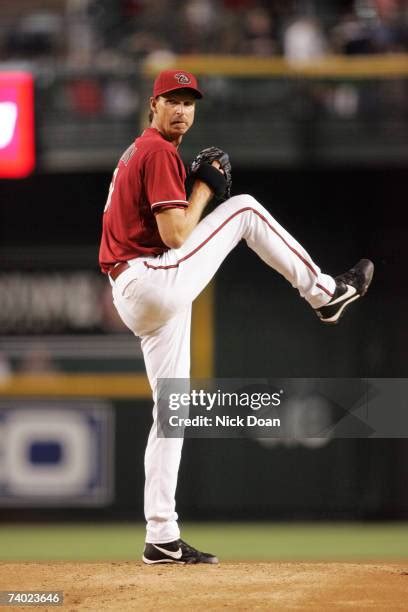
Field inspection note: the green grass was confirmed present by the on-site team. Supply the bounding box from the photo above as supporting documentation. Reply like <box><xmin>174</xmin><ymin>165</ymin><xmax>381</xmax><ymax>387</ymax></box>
<box><xmin>0</xmin><ymin>523</ymin><xmax>407</xmax><ymax>561</ymax></box>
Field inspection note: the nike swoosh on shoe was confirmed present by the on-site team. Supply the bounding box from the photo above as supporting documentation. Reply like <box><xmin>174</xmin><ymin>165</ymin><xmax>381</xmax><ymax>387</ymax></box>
<box><xmin>152</xmin><ymin>544</ymin><xmax>183</xmax><ymax>559</ymax></box>
<box><xmin>329</xmin><ymin>284</ymin><xmax>357</xmax><ymax>306</ymax></box>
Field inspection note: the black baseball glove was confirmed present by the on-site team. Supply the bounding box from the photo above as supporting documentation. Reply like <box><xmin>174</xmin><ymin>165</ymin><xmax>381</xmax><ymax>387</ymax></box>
<box><xmin>187</xmin><ymin>146</ymin><xmax>232</xmax><ymax>204</ymax></box>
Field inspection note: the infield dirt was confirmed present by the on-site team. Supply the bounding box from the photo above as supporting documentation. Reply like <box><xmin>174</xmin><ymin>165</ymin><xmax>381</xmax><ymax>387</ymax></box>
<box><xmin>0</xmin><ymin>561</ymin><xmax>407</xmax><ymax>610</ymax></box>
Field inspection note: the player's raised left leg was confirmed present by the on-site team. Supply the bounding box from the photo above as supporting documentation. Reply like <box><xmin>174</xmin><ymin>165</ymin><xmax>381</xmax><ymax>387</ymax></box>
<box><xmin>142</xmin><ymin>194</ymin><xmax>336</xmax><ymax>313</ymax></box>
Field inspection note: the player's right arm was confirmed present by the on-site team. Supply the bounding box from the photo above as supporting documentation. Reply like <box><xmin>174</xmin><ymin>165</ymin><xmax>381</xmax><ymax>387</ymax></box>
<box><xmin>155</xmin><ymin>179</ymin><xmax>213</xmax><ymax>249</ymax></box>
<box><xmin>145</xmin><ymin>148</ymin><xmax>218</xmax><ymax>249</ymax></box>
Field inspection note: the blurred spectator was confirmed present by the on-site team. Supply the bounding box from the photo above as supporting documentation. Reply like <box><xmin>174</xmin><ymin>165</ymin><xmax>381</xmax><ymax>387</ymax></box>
<box><xmin>284</xmin><ymin>16</ymin><xmax>328</xmax><ymax>63</ymax></box>
<box><xmin>5</xmin><ymin>10</ymin><xmax>63</xmax><ymax>62</ymax></box>
<box><xmin>241</xmin><ymin>6</ymin><xmax>277</xmax><ymax>55</ymax></box>
<box><xmin>331</xmin><ymin>0</ymin><xmax>408</xmax><ymax>55</ymax></box>
<box><xmin>124</xmin><ymin>31</ymin><xmax>175</xmax><ymax>64</ymax></box>
<box><xmin>331</xmin><ymin>10</ymin><xmax>376</xmax><ymax>54</ymax></box>
<box><xmin>178</xmin><ymin>0</ymin><xmax>220</xmax><ymax>54</ymax></box>
<box><xmin>129</xmin><ymin>0</ymin><xmax>177</xmax><ymax>51</ymax></box>
<box><xmin>115</xmin><ymin>0</ymin><xmax>177</xmax><ymax>61</ymax></box>
<box><xmin>65</xmin><ymin>0</ymin><xmax>100</xmax><ymax>67</ymax></box>
<box><xmin>370</xmin><ymin>0</ymin><xmax>408</xmax><ymax>52</ymax></box>
<box><xmin>214</xmin><ymin>6</ymin><xmax>245</xmax><ymax>54</ymax></box>
<box><xmin>1</xmin><ymin>0</ymin><xmax>408</xmax><ymax>66</ymax></box>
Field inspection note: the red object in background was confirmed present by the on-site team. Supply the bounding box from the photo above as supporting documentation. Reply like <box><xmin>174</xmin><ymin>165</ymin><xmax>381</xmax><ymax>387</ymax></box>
<box><xmin>67</xmin><ymin>79</ymin><xmax>104</xmax><ymax>116</ymax></box>
<box><xmin>121</xmin><ymin>0</ymin><xmax>143</xmax><ymax>17</ymax></box>
<box><xmin>0</xmin><ymin>72</ymin><xmax>35</xmax><ymax>179</ymax></box>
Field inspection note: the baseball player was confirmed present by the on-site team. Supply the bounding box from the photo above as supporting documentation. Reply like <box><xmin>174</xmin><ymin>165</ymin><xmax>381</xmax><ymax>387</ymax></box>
<box><xmin>99</xmin><ymin>69</ymin><xmax>374</xmax><ymax>565</ymax></box>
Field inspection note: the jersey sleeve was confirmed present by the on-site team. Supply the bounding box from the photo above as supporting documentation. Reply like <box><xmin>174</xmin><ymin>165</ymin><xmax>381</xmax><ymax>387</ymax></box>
<box><xmin>144</xmin><ymin>149</ymin><xmax>188</xmax><ymax>214</ymax></box>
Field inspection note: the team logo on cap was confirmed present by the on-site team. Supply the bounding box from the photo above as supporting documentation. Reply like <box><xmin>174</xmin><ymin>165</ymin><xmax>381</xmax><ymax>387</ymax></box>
<box><xmin>175</xmin><ymin>72</ymin><xmax>191</xmax><ymax>85</ymax></box>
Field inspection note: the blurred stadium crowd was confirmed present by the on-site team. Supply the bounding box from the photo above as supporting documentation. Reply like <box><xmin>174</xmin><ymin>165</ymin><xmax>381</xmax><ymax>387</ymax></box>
<box><xmin>0</xmin><ymin>0</ymin><xmax>408</xmax><ymax>69</ymax></box>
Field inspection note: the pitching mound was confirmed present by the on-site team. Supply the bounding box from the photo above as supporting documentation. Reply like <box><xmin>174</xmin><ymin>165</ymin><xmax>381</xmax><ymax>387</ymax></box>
<box><xmin>0</xmin><ymin>561</ymin><xmax>407</xmax><ymax>610</ymax></box>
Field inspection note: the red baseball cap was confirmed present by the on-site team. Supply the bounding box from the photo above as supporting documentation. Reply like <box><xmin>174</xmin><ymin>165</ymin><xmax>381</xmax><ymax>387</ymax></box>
<box><xmin>152</xmin><ymin>70</ymin><xmax>203</xmax><ymax>99</ymax></box>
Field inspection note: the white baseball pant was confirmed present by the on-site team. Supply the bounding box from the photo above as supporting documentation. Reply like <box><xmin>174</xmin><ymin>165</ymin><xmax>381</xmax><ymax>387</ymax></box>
<box><xmin>110</xmin><ymin>194</ymin><xmax>336</xmax><ymax>543</ymax></box>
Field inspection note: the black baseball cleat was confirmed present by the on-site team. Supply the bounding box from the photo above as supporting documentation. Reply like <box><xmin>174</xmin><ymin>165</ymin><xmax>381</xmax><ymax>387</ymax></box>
<box><xmin>315</xmin><ymin>258</ymin><xmax>374</xmax><ymax>325</ymax></box>
<box><xmin>142</xmin><ymin>538</ymin><xmax>219</xmax><ymax>565</ymax></box>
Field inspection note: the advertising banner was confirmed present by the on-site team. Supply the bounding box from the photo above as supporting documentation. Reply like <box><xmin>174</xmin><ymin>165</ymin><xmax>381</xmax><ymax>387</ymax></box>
<box><xmin>0</xmin><ymin>72</ymin><xmax>35</xmax><ymax>178</ymax></box>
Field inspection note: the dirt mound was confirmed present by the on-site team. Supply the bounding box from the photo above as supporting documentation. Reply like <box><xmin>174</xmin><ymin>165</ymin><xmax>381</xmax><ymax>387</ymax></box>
<box><xmin>0</xmin><ymin>561</ymin><xmax>407</xmax><ymax>610</ymax></box>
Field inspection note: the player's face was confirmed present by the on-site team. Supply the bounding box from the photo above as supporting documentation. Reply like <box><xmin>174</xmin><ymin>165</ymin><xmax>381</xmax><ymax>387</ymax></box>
<box><xmin>150</xmin><ymin>90</ymin><xmax>196</xmax><ymax>144</ymax></box>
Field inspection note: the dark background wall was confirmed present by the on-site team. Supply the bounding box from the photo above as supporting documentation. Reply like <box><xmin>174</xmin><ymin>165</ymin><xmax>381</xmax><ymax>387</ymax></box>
<box><xmin>1</xmin><ymin>165</ymin><xmax>407</xmax><ymax>521</ymax></box>
<box><xmin>2</xmin><ymin>165</ymin><xmax>405</xmax><ymax>378</ymax></box>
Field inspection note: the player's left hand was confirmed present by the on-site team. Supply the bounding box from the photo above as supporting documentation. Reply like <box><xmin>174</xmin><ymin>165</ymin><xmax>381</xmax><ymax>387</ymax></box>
<box><xmin>188</xmin><ymin>146</ymin><xmax>232</xmax><ymax>204</ymax></box>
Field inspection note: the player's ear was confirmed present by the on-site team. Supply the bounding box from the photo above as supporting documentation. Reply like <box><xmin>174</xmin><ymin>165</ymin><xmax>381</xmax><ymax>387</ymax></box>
<box><xmin>149</xmin><ymin>96</ymin><xmax>157</xmax><ymax>114</ymax></box>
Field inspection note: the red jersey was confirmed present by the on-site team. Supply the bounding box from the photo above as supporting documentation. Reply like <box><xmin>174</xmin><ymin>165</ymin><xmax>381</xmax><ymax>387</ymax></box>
<box><xmin>99</xmin><ymin>127</ymin><xmax>188</xmax><ymax>273</ymax></box>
